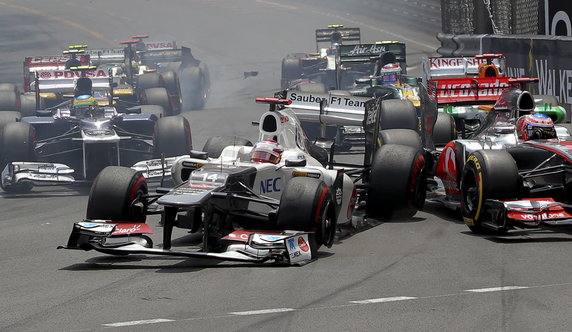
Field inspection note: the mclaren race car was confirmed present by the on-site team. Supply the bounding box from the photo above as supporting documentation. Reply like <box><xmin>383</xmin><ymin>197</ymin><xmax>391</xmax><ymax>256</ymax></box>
<box><xmin>60</xmin><ymin>96</ymin><xmax>426</xmax><ymax>265</ymax></box>
<box><xmin>429</xmin><ymin>85</ymin><xmax>572</xmax><ymax>234</ymax></box>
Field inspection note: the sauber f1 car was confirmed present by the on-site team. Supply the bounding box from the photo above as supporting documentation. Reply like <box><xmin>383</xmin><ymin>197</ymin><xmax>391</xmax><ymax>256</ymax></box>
<box><xmin>430</xmin><ymin>85</ymin><xmax>572</xmax><ymax>234</ymax></box>
<box><xmin>0</xmin><ymin>67</ymin><xmax>192</xmax><ymax>193</ymax></box>
<box><xmin>60</xmin><ymin>96</ymin><xmax>426</xmax><ymax>265</ymax></box>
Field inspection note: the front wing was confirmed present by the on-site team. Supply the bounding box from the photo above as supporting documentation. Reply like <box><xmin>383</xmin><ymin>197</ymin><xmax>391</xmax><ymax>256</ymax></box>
<box><xmin>60</xmin><ymin>221</ymin><xmax>318</xmax><ymax>266</ymax></box>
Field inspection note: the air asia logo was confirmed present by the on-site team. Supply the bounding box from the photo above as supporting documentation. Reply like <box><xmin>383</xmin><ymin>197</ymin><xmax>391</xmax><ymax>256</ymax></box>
<box><xmin>346</xmin><ymin>44</ymin><xmax>386</xmax><ymax>56</ymax></box>
<box><xmin>298</xmin><ymin>236</ymin><xmax>309</xmax><ymax>252</ymax></box>
<box><xmin>40</xmin><ymin>72</ymin><xmax>52</xmax><ymax>79</ymax></box>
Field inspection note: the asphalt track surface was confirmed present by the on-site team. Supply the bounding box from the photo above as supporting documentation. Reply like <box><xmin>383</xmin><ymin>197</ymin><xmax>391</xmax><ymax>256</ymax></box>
<box><xmin>1</xmin><ymin>1</ymin><xmax>572</xmax><ymax>331</ymax></box>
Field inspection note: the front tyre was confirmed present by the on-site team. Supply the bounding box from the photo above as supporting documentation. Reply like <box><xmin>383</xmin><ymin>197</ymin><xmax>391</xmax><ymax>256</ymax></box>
<box><xmin>276</xmin><ymin>177</ymin><xmax>336</xmax><ymax>248</ymax></box>
<box><xmin>86</xmin><ymin>166</ymin><xmax>148</xmax><ymax>223</ymax></box>
<box><xmin>153</xmin><ymin>115</ymin><xmax>192</xmax><ymax>158</ymax></box>
<box><xmin>460</xmin><ymin>150</ymin><xmax>519</xmax><ymax>233</ymax></box>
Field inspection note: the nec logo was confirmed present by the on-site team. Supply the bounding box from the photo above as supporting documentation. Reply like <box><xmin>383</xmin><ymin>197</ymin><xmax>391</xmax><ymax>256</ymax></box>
<box><xmin>260</xmin><ymin>177</ymin><xmax>281</xmax><ymax>194</ymax></box>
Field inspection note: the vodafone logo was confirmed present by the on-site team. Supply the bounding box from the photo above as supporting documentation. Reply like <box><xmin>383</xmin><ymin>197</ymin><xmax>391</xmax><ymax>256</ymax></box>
<box><xmin>298</xmin><ymin>236</ymin><xmax>309</xmax><ymax>252</ymax></box>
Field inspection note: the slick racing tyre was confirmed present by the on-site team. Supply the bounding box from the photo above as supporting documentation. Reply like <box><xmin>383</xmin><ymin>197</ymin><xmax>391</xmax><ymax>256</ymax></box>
<box><xmin>153</xmin><ymin>115</ymin><xmax>192</xmax><ymax>158</ymax></box>
<box><xmin>142</xmin><ymin>87</ymin><xmax>173</xmax><ymax>116</ymax></box>
<box><xmin>281</xmin><ymin>53</ymin><xmax>307</xmax><ymax>82</ymax></box>
<box><xmin>296</xmin><ymin>82</ymin><xmax>327</xmax><ymax>93</ymax></box>
<box><xmin>0</xmin><ymin>122</ymin><xmax>36</xmax><ymax>193</ymax></box>
<box><xmin>0</xmin><ymin>90</ymin><xmax>20</xmax><ymax>112</ymax></box>
<box><xmin>180</xmin><ymin>66</ymin><xmax>208</xmax><ymax>110</ymax></box>
<box><xmin>276</xmin><ymin>177</ymin><xmax>336</xmax><ymax>248</ymax></box>
<box><xmin>202</xmin><ymin>136</ymin><xmax>252</xmax><ymax>158</ymax></box>
<box><xmin>19</xmin><ymin>94</ymin><xmax>42</xmax><ymax>117</ymax></box>
<box><xmin>137</xmin><ymin>72</ymin><xmax>164</xmax><ymax>90</ymax></box>
<box><xmin>0</xmin><ymin>121</ymin><xmax>35</xmax><ymax>168</ymax></box>
<box><xmin>86</xmin><ymin>166</ymin><xmax>148</xmax><ymax>223</ymax></box>
<box><xmin>460</xmin><ymin>150</ymin><xmax>519</xmax><ymax>234</ymax></box>
<box><xmin>379</xmin><ymin>99</ymin><xmax>418</xmax><ymax>131</ymax></box>
<box><xmin>378</xmin><ymin>129</ymin><xmax>423</xmax><ymax>151</ymax></box>
<box><xmin>433</xmin><ymin>112</ymin><xmax>456</xmax><ymax>147</ymax></box>
<box><xmin>0</xmin><ymin>111</ymin><xmax>21</xmax><ymax>128</ymax></box>
<box><xmin>161</xmin><ymin>70</ymin><xmax>181</xmax><ymax>96</ymax></box>
<box><xmin>366</xmin><ymin>144</ymin><xmax>426</xmax><ymax>220</ymax></box>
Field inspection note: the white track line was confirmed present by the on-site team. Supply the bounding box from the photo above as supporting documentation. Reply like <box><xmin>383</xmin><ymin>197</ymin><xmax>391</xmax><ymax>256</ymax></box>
<box><xmin>229</xmin><ymin>308</ymin><xmax>296</xmax><ymax>316</ymax></box>
<box><xmin>349</xmin><ymin>296</ymin><xmax>417</xmax><ymax>304</ymax></box>
<box><xmin>102</xmin><ymin>318</ymin><xmax>174</xmax><ymax>327</ymax></box>
<box><xmin>465</xmin><ymin>286</ymin><xmax>529</xmax><ymax>293</ymax></box>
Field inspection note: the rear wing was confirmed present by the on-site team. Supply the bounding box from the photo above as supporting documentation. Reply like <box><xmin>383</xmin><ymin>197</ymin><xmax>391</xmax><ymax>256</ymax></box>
<box><xmin>35</xmin><ymin>69</ymin><xmax>110</xmax><ymax>94</ymax></box>
<box><xmin>86</xmin><ymin>48</ymin><xmax>125</xmax><ymax>65</ymax></box>
<box><xmin>428</xmin><ymin>76</ymin><xmax>516</xmax><ymax>104</ymax></box>
<box><xmin>339</xmin><ymin>42</ymin><xmax>406</xmax><ymax>66</ymax></box>
<box><xmin>422</xmin><ymin>55</ymin><xmax>505</xmax><ymax>82</ymax></box>
<box><xmin>140</xmin><ymin>47</ymin><xmax>199</xmax><ymax>66</ymax></box>
<box><xmin>23</xmin><ymin>55</ymin><xmax>90</xmax><ymax>92</ymax></box>
<box><xmin>315</xmin><ymin>26</ymin><xmax>360</xmax><ymax>51</ymax></box>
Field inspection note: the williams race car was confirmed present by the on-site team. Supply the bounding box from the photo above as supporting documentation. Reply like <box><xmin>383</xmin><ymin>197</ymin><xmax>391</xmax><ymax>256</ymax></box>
<box><xmin>60</xmin><ymin>96</ymin><xmax>426</xmax><ymax>265</ymax></box>
<box><xmin>0</xmin><ymin>68</ymin><xmax>192</xmax><ymax>193</ymax></box>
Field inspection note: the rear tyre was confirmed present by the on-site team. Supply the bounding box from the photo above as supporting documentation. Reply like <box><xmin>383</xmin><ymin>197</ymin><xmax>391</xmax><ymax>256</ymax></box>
<box><xmin>153</xmin><ymin>115</ymin><xmax>192</xmax><ymax>158</ymax></box>
<box><xmin>378</xmin><ymin>129</ymin><xmax>423</xmax><ymax>151</ymax></box>
<box><xmin>460</xmin><ymin>150</ymin><xmax>519</xmax><ymax>234</ymax></box>
<box><xmin>281</xmin><ymin>53</ymin><xmax>306</xmax><ymax>80</ymax></box>
<box><xmin>19</xmin><ymin>94</ymin><xmax>41</xmax><ymax>117</ymax></box>
<box><xmin>86</xmin><ymin>166</ymin><xmax>148</xmax><ymax>223</ymax></box>
<box><xmin>0</xmin><ymin>90</ymin><xmax>20</xmax><ymax>112</ymax></box>
<box><xmin>137</xmin><ymin>72</ymin><xmax>164</xmax><ymax>90</ymax></box>
<box><xmin>161</xmin><ymin>71</ymin><xmax>181</xmax><ymax>96</ymax></box>
<box><xmin>0</xmin><ymin>111</ymin><xmax>22</xmax><ymax>128</ymax></box>
<box><xmin>379</xmin><ymin>99</ymin><xmax>418</xmax><ymax>131</ymax></box>
<box><xmin>296</xmin><ymin>82</ymin><xmax>327</xmax><ymax>93</ymax></box>
<box><xmin>202</xmin><ymin>136</ymin><xmax>252</xmax><ymax>158</ymax></box>
<box><xmin>180</xmin><ymin>66</ymin><xmax>207</xmax><ymax>110</ymax></box>
<box><xmin>366</xmin><ymin>144</ymin><xmax>426</xmax><ymax>220</ymax></box>
<box><xmin>142</xmin><ymin>87</ymin><xmax>173</xmax><ymax>116</ymax></box>
<box><xmin>433</xmin><ymin>112</ymin><xmax>456</xmax><ymax>146</ymax></box>
<box><xmin>276</xmin><ymin>177</ymin><xmax>336</xmax><ymax>248</ymax></box>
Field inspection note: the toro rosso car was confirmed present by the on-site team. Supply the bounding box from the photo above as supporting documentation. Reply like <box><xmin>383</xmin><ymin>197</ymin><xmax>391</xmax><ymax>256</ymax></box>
<box><xmin>60</xmin><ymin>97</ymin><xmax>426</xmax><ymax>265</ymax></box>
<box><xmin>423</xmin><ymin>54</ymin><xmax>566</xmax><ymax>138</ymax></box>
<box><xmin>430</xmin><ymin>86</ymin><xmax>572</xmax><ymax>233</ymax></box>
<box><xmin>0</xmin><ymin>68</ymin><xmax>192</xmax><ymax>193</ymax></box>
<box><xmin>89</xmin><ymin>35</ymin><xmax>209</xmax><ymax>111</ymax></box>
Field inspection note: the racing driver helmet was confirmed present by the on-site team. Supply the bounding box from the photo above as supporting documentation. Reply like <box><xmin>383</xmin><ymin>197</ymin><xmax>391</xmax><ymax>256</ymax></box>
<box><xmin>378</xmin><ymin>63</ymin><xmax>401</xmax><ymax>85</ymax></box>
<box><xmin>251</xmin><ymin>140</ymin><xmax>284</xmax><ymax>164</ymax></box>
<box><xmin>72</xmin><ymin>94</ymin><xmax>97</xmax><ymax>116</ymax></box>
<box><xmin>516</xmin><ymin>112</ymin><xmax>557</xmax><ymax>140</ymax></box>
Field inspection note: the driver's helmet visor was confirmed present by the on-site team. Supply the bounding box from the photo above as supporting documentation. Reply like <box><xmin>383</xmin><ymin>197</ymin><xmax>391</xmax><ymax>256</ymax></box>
<box><xmin>525</xmin><ymin>124</ymin><xmax>556</xmax><ymax>140</ymax></box>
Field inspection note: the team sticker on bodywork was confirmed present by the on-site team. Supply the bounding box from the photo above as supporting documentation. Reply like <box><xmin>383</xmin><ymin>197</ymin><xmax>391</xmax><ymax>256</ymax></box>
<box><xmin>285</xmin><ymin>234</ymin><xmax>312</xmax><ymax>264</ymax></box>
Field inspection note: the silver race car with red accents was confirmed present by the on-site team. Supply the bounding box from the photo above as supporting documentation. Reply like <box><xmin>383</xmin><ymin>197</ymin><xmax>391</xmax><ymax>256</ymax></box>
<box><xmin>430</xmin><ymin>86</ymin><xmax>572</xmax><ymax>234</ymax></box>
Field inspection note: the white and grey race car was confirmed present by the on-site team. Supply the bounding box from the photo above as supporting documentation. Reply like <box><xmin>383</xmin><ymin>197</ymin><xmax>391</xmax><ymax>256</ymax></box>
<box><xmin>61</xmin><ymin>97</ymin><xmax>426</xmax><ymax>265</ymax></box>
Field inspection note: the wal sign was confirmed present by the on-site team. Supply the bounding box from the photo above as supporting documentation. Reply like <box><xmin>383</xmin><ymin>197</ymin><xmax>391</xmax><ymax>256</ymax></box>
<box><xmin>544</xmin><ymin>1</ymin><xmax>572</xmax><ymax>36</ymax></box>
